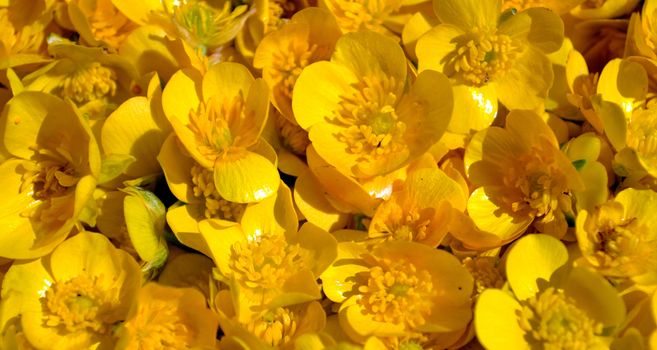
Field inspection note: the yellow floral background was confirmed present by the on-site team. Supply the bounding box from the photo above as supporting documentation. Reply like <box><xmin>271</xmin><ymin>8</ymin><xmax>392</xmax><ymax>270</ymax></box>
<box><xmin>0</xmin><ymin>0</ymin><xmax>656</xmax><ymax>349</ymax></box>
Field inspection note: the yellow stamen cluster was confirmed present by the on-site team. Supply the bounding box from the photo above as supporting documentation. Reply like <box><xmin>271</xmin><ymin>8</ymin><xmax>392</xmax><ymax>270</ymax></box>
<box><xmin>60</xmin><ymin>62</ymin><xmax>118</xmax><ymax>104</ymax></box>
<box><xmin>270</xmin><ymin>42</ymin><xmax>317</xmax><ymax>101</ymax></box>
<box><xmin>375</xmin><ymin>205</ymin><xmax>433</xmax><ymax>242</ymax></box>
<box><xmin>336</xmin><ymin>75</ymin><xmax>407</xmax><ymax>160</ymax></box>
<box><xmin>190</xmin><ymin>164</ymin><xmax>246</xmax><ymax>220</ymax></box>
<box><xmin>171</xmin><ymin>1</ymin><xmax>248</xmax><ymax>51</ymax></box>
<box><xmin>85</xmin><ymin>0</ymin><xmax>137</xmax><ymax>49</ymax></box>
<box><xmin>244</xmin><ymin>307</ymin><xmax>298</xmax><ymax>346</ymax></box>
<box><xmin>517</xmin><ymin>287</ymin><xmax>604</xmax><ymax>349</ymax></box>
<box><xmin>229</xmin><ymin>234</ymin><xmax>309</xmax><ymax>291</ymax></box>
<box><xmin>358</xmin><ymin>258</ymin><xmax>435</xmax><ymax>329</ymax></box>
<box><xmin>463</xmin><ymin>256</ymin><xmax>504</xmax><ymax>295</ymax></box>
<box><xmin>502</xmin><ymin>140</ymin><xmax>569</xmax><ymax>219</ymax></box>
<box><xmin>583</xmin><ymin>201</ymin><xmax>645</xmax><ymax>274</ymax></box>
<box><xmin>0</xmin><ymin>9</ymin><xmax>45</xmax><ymax>56</ymax></box>
<box><xmin>266</xmin><ymin>0</ymin><xmax>296</xmax><ymax>32</ymax></box>
<box><xmin>627</xmin><ymin>107</ymin><xmax>657</xmax><ymax>159</ymax></box>
<box><xmin>123</xmin><ymin>298</ymin><xmax>195</xmax><ymax>349</ymax></box>
<box><xmin>44</xmin><ymin>274</ymin><xmax>121</xmax><ymax>335</ymax></box>
<box><xmin>450</xmin><ymin>29</ymin><xmax>516</xmax><ymax>86</ymax></box>
<box><xmin>188</xmin><ymin>95</ymin><xmax>255</xmax><ymax>162</ymax></box>
<box><xmin>22</xmin><ymin>148</ymin><xmax>78</xmax><ymax>200</ymax></box>
<box><xmin>325</xmin><ymin>0</ymin><xmax>403</xmax><ymax>34</ymax></box>
<box><xmin>275</xmin><ymin>113</ymin><xmax>310</xmax><ymax>156</ymax></box>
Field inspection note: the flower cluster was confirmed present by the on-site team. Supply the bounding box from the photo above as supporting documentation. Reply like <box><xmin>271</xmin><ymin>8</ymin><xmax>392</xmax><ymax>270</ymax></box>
<box><xmin>0</xmin><ymin>0</ymin><xmax>656</xmax><ymax>348</ymax></box>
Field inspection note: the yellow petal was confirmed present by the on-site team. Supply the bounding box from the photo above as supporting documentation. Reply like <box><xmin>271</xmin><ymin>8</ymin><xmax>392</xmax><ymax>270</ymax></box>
<box><xmin>506</xmin><ymin>234</ymin><xmax>568</xmax><ymax>300</ymax></box>
<box><xmin>320</xmin><ymin>242</ymin><xmax>369</xmax><ymax>303</ymax></box>
<box><xmin>292</xmin><ymin>222</ymin><xmax>338</xmax><ymax>277</ymax></box>
<box><xmin>448</xmin><ymin>84</ymin><xmax>498</xmax><ymax>134</ymax></box>
<box><xmin>162</xmin><ymin>68</ymin><xmax>202</xmax><ymax>127</ymax></box>
<box><xmin>122</xmin><ymin>187</ymin><xmax>168</xmax><ymax>266</ymax></box>
<box><xmin>241</xmin><ymin>181</ymin><xmax>298</xmax><ymax>236</ymax></box>
<box><xmin>498</xmin><ymin>8</ymin><xmax>564</xmax><ymax>53</ymax></box>
<box><xmin>496</xmin><ymin>47</ymin><xmax>553</xmax><ymax>109</ymax></box>
<box><xmin>433</xmin><ymin>0</ymin><xmax>501</xmax><ymax>29</ymax></box>
<box><xmin>112</xmin><ymin>0</ymin><xmax>163</xmax><ymax>24</ymax></box>
<box><xmin>406</xmin><ymin>168</ymin><xmax>466</xmax><ymax>211</ymax></box>
<box><xmin>597</xmin><ymin>59</ymin><xmax>646</xmax><ymax>118</ymax></box>
<box><xmin>475</xmin><ymin>289</ymin><xmax>527</xmax><ymax>350</ymax></box>
<box><xmin>293</xmin><ymin>61</ymin><xmax>358</xmax><ymax>130</ymax></box>
<box><xmin>401</xmin><ymin>11</ymin><xmax>439</xmax><ymax>62</ymax></box>
<box><xmin>332</xmin><ymin>31</ymin><xmax>407</xmax><ymax>91</ymax></box>
<box><xmin>157</xmin><ymin>134</ymin><xmax>197</xmax><ymax>203</ymax></box>
<box><xmin>198</xmin><ymin>219</ymin><xmax>245</xmax><ymax>275</ymax></box>
<box><xmin>202</xmin><ymin>62</ymin><xmax>254</xmax><ymax>103</ymax></box>
<box><xmin>559</xmin><ymin>267</ymin><xmax>626</xmax><ymax>326</ymax></box>
<box><xmin>213</xmin><ymin>150</ymin><xmax>280</xmax><ymax>204</ymax></box>
<box><xmin>467</xmin><ymin>187</ymin><xmax>533</xmax><ymax>243</ymax></box>
<box><xmin>294</xmin><ymin>169</ymin><xmax>351</xmax><ymax>232</ymax></box>
<box><xmin>616</xmin><ymin>188</ymin><xmax>657</xmax><ymax>234</ymax></box>
<box><xmin>166</xmin><ymin>203</ymin><xmax>208</xmax><ymax>254</ymax></box>
<box><xmin>415</xmin><ymin>24</ymin><xmax>464</xmax><ymax>73</ymax></box>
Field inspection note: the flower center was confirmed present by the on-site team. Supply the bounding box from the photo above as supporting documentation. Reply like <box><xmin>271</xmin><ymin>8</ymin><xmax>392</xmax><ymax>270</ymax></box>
<box><xmin>335</xmin><ymin>75</ymin><xmax>409</xmax><ymax>162</ymax></box>
<box><xmin>229</xmin><ymin>234</ymin><xmax>310</xmax><ymax>292</ymax></box>
<box><xmin>584</xmin><ymin>201</ymin><xmax>648</xmax><ymax>274</ymax></box>
<box><xmin>358</xmin><ymin>258</ymin><xmax>435</xmax><ymax>329</ymax></box>
<box><xmin>463</xmin><ymin>256</ymin><xmax>504</xmax><ymax>295</ymax></box>
<box><xmin>124</xmin><ymin>298</ymin><xmax>194</xmax><ymax>348</ymax></box>
<box><xmin>44</xmin><ymin>275</ymin><xmax>122</xmax><ymax>335</ymax></box>
<box><xmin>275</xmin><ymin>113</ymin><xmax>310</xmax><ymax>156</ymax></box>
<box><xmin>244</xmin><ymin>307</ymin><xmax>298</xmax><ymax>347</ymax></box>
<box><xmin>171</xmin><ymin>1</ymin><xmax>248</xmax><ymax>52</ymax></box>
<box><xmin>190</xmin><ymin>164</ymin><xmax>246</xmax><ymax>220</ymax></box>
<box><xmin>449</xmin><ymin>29</ymin><xmax>517</xmax><ymax>86</ymax></box>
<box><xmin>85</xmin><ymin>0</ymin><xmax>137</xmax><ymax>49</ymax></box>
<box><xmin>372</xmin><ymin>204</ymin><xmax>433</xmax><ymax>242</ymax></box>
<box><xmin>23</xmin><ymin>147</ymin><xmax>78</xmax><ymax>200</ymax></box>
<box><xmin>627</xmin><ymin>108</ymin><xmax>657</xmax><ymax>159</ymax></box>
<box><xmin>324</xmin><ymin>0</ymin><xmax>403</xmax><ymax>34</ymax></box>
<box><xmin>0</xmin><ymin>8</ymin><xmax>45</xmax><ymax>56</ymax></box>
<box><xmin>517</xmin><ymin>287</ymin><xmax>604</xmax><ymax>349</ymax></box>
<box><xmin>502</xmin><ymin>140</ymin><xmax>569</xmax><ymax>219</ymax></box>
<box><xmin>60</xmin><ymin>62</ymin><xmax>117</xmax><ymax>104</ymax></box>
<box><xmin>188</xmin><ymin>95</ymin><xmax>256</xmax><ymax>163</ymax></box>
<box><xmin>269</xmin><ymin>42</ymin><xmax>318</xmax><ymax>103</ymax></box>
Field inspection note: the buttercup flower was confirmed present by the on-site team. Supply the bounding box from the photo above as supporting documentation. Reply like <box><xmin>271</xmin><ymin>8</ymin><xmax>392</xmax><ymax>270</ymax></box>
<box><xmin>476</xmin><ymin>234</ymin><xmax>626</xmax><ymax>349</ymax></box>
<box><xmin>0</xmin><ymin>231</ymin><xmax>141</xmax><ymax>349</ymax></box>
<box><xmin>0</xmin><ymin>91</ymin><xmax>100</xmax><ymax>259</ymax></box>
<box><xmin>294</xmin><ymin>30</ymin><xmax>453</xmax><ymax>179</ymax></box>
<box><xmin>416</xmin><ymin>0</ymin><xmax>564</xmax><ymax>110</ymax></box>
<box><xmin>161</xmin><ymin>62</ymin><xmax>278</xmax><ymax>203</ymax></box>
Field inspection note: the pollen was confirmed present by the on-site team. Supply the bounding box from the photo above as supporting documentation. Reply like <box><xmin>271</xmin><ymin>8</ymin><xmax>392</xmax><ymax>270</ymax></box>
<box><xmin>269</xmin><ymin>41</ymin><xmax>317</xmax><ymax>103</ymax></box>
<box><xmin>23</xmin><ymin>147</ymin><xmax>78</xmax><ymax>200</ymax></box>
<box><xmin>43</xmin><ymin>274</ymin><xmax>122</xmax><ymax>335</ymax></box>
<box><xmin>517</xmin><ymin>287</ymin><xmax>604</xmax><ymax>349</ymax></box>
<box><xmin>449</xmin><ymin>28</ymin><xmax>517</xmax><ymax>87</ymax></box>
<box><xmin>0</xmin><ymin>8</ymin><xmax>45</xmax><ymax>56</ymax></box>
<box><xmin>627</xmin><ymin>107</ymin><xmax>657</xmax><ymax>160</ymax></box>
<box><xmin>335</xmin><ymin>75</ymin><xmax>408</xmax><ymax>161</ymax></box>
<box><xmin>275</xmin><ymin>113</ymin><xmax>310</xmax><ymax>156</ymax></box>
<box><xmin>84</xmin><ymin>0</ymin><xmax>137</xmax><ymax>49</ymax></box>
<box><xmin>324</xmin><ymin>0</ymin><xmax>403</xmax><ymax>34</ymax></box>
<box><xmin>372</xmin><ymin>204</ymin><xmax>433</xmax><ymax>242</ymax></box>
<box><xmin>123</xmin><ymin>298</ymin><xmax>195</xmax><ymax>349</ymax></box>
<box><xmin>60</xmin><ymin>62</ymin><xmax>118</xmax><ymax>104</ymax></box>
<box><xmin>244</xmin><ymin>307</ymin><xmax>298</xmax><ymax>347</ymax></box>
<box><xmin>357</xmin><ymin>257</ymin><xmax>435</xmax><ymax>329</ymax></box>
<box><xmin>188</xmin><ymin>95</ymin><xmax>256</xmax><ymax>162</ymax></box>
<box><xmin>190</xmin><ymin>164</ymin><xmax>246</xmax><ymax>220</ymax></box>
<box><xmin>229</xmin><ymin>234</ymin><xmax>310</xmax><ymax>293</ymax></box>
<box><xmin>463</xmin><ymin>256</ymin><xmax>504</xmax><ymax>296</ymax></box>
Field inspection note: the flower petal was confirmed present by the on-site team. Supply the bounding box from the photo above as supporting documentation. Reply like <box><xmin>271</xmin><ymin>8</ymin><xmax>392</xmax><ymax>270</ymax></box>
<box><xmin>475</xmin><ymin>289</ymin><xmax>527</xmax><ymax>350</ymax></box>
<box><xmin>213</xmin><ymin>150</ymin><xmax>280</xmax><ymax>204</ymax></box>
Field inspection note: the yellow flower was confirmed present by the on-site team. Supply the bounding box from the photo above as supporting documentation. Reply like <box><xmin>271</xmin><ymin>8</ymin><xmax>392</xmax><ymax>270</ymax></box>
<box><xmin>198</xmin><ymin>194</ymin><xmax>335</xmax><ymax>322</ymax></box>
<box><xmin>161</xmin><ymin>62</ymin><xmax>279</xmax><ymax>203</ymax></box>
<box><xmin>22</xmin><ymin>42</ymin><xmax>139</xmax><ymax>108</ymax></box>
<box><xmin>114</xmin><ymin>0</ymin><xmax>251</xmax><ymax>54</ymax></box>
<box><xmin>61</xmin><ymin>0</ymin><xmax>138</xmax><ymax>49</ymax></box>
<box><xmin>321</xmin><ymin>241</ymin><xmax>473</xmax><ymax>343</ymax></box>
<box><xmin>416</xmin><ymin>0</ymin><xmax>564</xmax><ymax>110</ymax></box>
<box><xmin>0</xmin><ymin>2</ymin><xmax>51</xmax><ymax>70</ymax></box>
<box><xmin>115</xmin><ymin>282</ymin><xmax>219</xmax><ymax>349</ymax></box>
<box><xmin>321</xmin><ymin>0</ymin><xmax>411</xmax><ymax>37</ymax></box>
<box><xmin>217</xmin><ymin>297</ymin><xmax>326</xmax><ymax>349</ymax></box>
<box><xmin>576</xmin><ymin>188</ymin><xmax>657</xmax><ymax>285</ymax></box>
<box><xmin>254</xmin><ymin>7</ymin><xmax>341</xmax><ymax>123</ymax></box>
<box><xmin>294</xmin><ymin>30</ymin><xmax>453</xmax><ymax>179</ymax></box>
<box><xmin>368</xmin><ymin>167</ymin><xmax>466</xmax><ymax>247</ymax></box>
<box><xmin>475</xmin><ymin>234</ymin><xmax>626</xmax><ymax>350</ymax></box>
<box><xmin>158</xmin><ymin>252</ymin><xmax>216</xmax><ymax>301</ymax></box>
<box><xmin>626</xmin><ymin>0</ymin><xmax>657</xmax><ymax>60</ymax></box>
<box><xmin>0</xmin><ymin>91</ymin><xmax>100</xmax><ymax>259</ymax></box>
<box><xmin>570</xmin><ymin>0</ymin><xmax>640</xmax><ymax>19</ymax></box>
<box><xmin>459</xmin><ymin>110</ymin><xmax>583</xmax><ymax>247</ymax></box>
<box><xmin>0</xmin><ymin>231</ymin><xmax>141</xmax><ymax>349</ymax></box>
